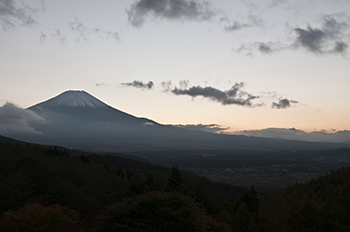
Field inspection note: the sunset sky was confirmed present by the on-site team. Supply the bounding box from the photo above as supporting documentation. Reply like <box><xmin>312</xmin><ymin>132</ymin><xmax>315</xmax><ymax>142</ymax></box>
<box><xmin>1</xmin><ymin>0</ymin><xmax>350</xmax><ymax>135</ymax></box>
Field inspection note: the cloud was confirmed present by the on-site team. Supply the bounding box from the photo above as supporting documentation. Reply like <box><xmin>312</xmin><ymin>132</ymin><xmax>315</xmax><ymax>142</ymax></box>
<box><xmin>223</xmin><ymin>8</ymin><xmax>263</xmax><ymax>33</ymax></box>
<box><xmin>39</xmin><ymin>31</ymin><xmax>46</xmax><ymax>43</ymax></box>
<box><xmin>121</xmin><ymin>80</ymin><xmax>154</xmax><ymax>89</ymax></box>
<box><xmin>126</xmin><ymin>0</ymin><xmax>216</xmax><ymax>27</ymax></box>
<box><xmin>160</xmin><ymin>80</ymin><xmax>173</xmax><ymax>91</ymax></box>
<box><xmin>68</xmin><ymin>17</ymin><xmax>120</xmax><ymax>42</ymax></box>
<box><xmin>294</xmin><ymin>15</ymin><xmax>349</xmax><ymax>54</ymax></box>
<box><xmin>160</xmin><ymin>80</ymin><xmax>297</xmax><ymax>109</ymax></box>
<box><xmin>294</xmin><ymin>27</ymin><xmax>326</xmax><ymax>53</ymax></box>
<box><xmin>235</xmin><ymin>14</ymin><xmax>350</xmax><ymax>56</ymax></box>
<box><xmin>268</xmin><ymin>0</ymin><xmax>289</xmax><ymax>8</ymax></box>
<box><xmin>143</xmin><ymin>122</ymin><xmax>155</xmax><ymax>126</ymax></box>
<box><xmin>272</xmin><ymin>98</ymin><xmax>298</xmax><ymax>109</ymax></box>
<box><xmin>171</xmin><ymin>123</ymin><xmax>229</xmax><ymax>133</ymax></box>
<box><xmin>224</xmin><ymin>20</ymin><xmax>251</xmax><ymax>32</ymax></box>
<box><xmin>51</xmin><ymin>29</ymin><xmax>67</xmax><ymax>45</ymax></box>
<box><xmin>0</xmin><ymin>102</ymin><xmax>44</xmax><ymax>135</ymax></box>
<box><xmin>258</xmin><ymin>43</ymin><xmax>273</xmax><ymax>54</ymax></box>
<box><xmin>0</xmin><ymin>0</ymin><xmax>36</xmax><ymax>30</ymax></box>
<box><xmin>235</xmin><ymin>41</ymin><xmax>288</xmax><ymax>55</ymax></box>
<box><xmin>95</xmin><ymin>83</ymin><xmax>107</xmax><ymax>87</ymax></box>
<box><xmin>68</xmin><ymin>17</ymin><xmax>89</xmax><ymax>42</ymax></box>
<box><xmin>167</xmin><ymin>81</ymin><xmax>260</xmax><ymax>107</ymax></box>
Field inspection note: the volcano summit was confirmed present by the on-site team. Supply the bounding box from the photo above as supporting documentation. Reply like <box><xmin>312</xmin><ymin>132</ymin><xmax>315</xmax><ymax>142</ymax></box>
<box><xmin>30</xmin><ymin>90</ymin><xmax>108</xmax><ymax>108</ymax></box>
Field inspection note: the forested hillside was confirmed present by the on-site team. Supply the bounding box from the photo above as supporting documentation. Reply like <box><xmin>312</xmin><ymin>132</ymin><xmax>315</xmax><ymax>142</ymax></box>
<box><xmin>258</xmin><ymin>167</ymin><xmax>350</xmax><ymax>231</ymax></box>
<box><xmin>1</xmin><ymin>139</ymin><xmax>350</xmax><ymax>231</ymax></box>
<box><xmin>0</xmin><ymin>140</ymin><xmax>239</xmax><ymax>231</ymax></box>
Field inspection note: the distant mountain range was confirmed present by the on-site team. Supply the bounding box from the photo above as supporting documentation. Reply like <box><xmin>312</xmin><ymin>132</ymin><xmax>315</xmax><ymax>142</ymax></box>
<box><xmin>3</xmin><ymin>90</ymin><xmax>350</xmax><ymax>152</ymax></box>
<box><xmin>234</xmin><ymin>127</ymin><xmax>350</xmax><ymax>144</ymax></box>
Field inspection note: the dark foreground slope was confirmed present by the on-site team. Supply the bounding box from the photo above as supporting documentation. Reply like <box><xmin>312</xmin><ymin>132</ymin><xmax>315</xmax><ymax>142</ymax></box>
<box><xmin>1</xmin><ymin>137</ymin><xmax>350</xmax><ymax>231</ymax></box>
<box><xmin>0</xmin><ymin>138</ymin><xmax>242</xmax><ymax>231</ymax></box>
<box><xmin>258</xmin><ymin>167</ymin><xmax>350</xmax><ymax>231</ymax></box>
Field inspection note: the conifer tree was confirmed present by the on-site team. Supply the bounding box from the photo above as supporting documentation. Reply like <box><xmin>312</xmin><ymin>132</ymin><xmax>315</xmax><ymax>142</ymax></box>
<box><xmin>166</xmin><ymin>166</ymin><xmax>184</xmax><ymax>192</ymax></box>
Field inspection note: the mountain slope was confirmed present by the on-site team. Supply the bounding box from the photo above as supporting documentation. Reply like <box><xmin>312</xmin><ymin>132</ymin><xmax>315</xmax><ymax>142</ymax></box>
<box><xmin>5</xmin><ymin>90</ymin><xmax>350</xmax><ymax>152</ymax></box>
<box><xmin>28</xmin><ymin>90</ymin><xmax>151</xmax><ymax>123</ymax></box>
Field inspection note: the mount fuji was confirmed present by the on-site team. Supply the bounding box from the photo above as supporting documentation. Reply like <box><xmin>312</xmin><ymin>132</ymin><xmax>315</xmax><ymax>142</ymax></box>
<box><xmin>6</xmin><ymin>90</ymin><xmax>350</xmax><ymax>152</ymax></box>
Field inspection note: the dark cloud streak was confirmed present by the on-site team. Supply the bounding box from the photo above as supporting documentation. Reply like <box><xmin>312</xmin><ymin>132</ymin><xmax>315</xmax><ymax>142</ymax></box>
<box><xmin>126</xmin><ymin>0</ymin><xmax>216</xmax><ymax>27</ymax></box>
<box><xmin>121</xmin><ymin>80</ymin><xmax>154</xmax><ymax>89</ymax></box>
<box><xmin>272</xmin><ymin>98</ymin><xmax>298</xmax><ymax>109</ymax></box>
<box><xmin>169</xmin><ymin>81</ymin><xmax>259</xmax><ymax>107</ymax></box>
<box><xmin>293</xmin><ymin>15</ymin><xmax>349</xmax><ymax>54</ymax></box>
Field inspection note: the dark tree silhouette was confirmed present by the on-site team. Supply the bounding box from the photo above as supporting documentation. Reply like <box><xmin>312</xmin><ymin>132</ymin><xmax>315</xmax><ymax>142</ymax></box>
<box><xmin>97</xmin><ymin>191</ymin><xmax>231</xmax><ymax>232</ymax></box>
<box><xmin>166</xmin><ymin>166</ymin><xmax>184</xmax><ymax>192</ymax></box>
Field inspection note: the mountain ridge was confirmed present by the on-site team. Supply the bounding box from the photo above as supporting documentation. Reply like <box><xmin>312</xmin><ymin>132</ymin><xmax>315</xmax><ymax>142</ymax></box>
<box><xmin>4</xmin><ymin>90</ymin><xmax>350</xmax><ymax>152</ymax></box>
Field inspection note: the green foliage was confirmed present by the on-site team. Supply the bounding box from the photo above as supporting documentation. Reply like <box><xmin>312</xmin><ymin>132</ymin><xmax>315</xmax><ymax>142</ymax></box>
<box><xmin>98</xmin><ymin>191</ymin><xmax>231</xmax><ymax>232</ymax></box>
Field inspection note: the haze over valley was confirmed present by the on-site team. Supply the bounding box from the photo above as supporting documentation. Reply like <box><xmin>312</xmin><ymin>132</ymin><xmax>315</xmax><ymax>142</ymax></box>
<box><xmin>2</xmin><ymin>90</ymin><xmax>350</xmax><ymax>153</ymax></box>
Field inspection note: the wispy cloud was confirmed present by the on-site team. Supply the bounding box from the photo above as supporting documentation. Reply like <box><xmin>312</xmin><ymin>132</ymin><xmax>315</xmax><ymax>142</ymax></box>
<box><xmin>224</xmin><ymin>20</ymin><xmax>251</xmax><ymax>32</ymax></box>
<box><xmin>0</xmin><ymin>0</ymin><xmax>36</xmax><ymax>30</ymax></box>
<box><xmin>39</xmin><ymin>31</ymin><xmax>46</xmax><ymax>43</ymax></box>
<box><xmin>121</xmin><ymin>80</ymin><xmax>155</xmax><ymax>89</ymax></box>
<box><xmin>51</xmin><ymin>29</ymin><xmax>67</xmax><ymax>45</ymax></box>
<box><xmin>268</xmin><ymin>0</ymin><xmax>289</xmax><ymax>8</ymax></box>
<box><xmin>0</xmin><ymin>102</ymin><xmax>44</xmax><ymax>135</ymax></box>
<box><xmin>126</xmin><ymin>0</ymin><xmax>216</xmax><ymax>27</ymax></box>
<box><xmin>272</xmin><ymin>98</ymin><xmax>298</xmax><ymax>109</ymax></box>
<box><xmin>68</xmin><ymin>17</ymin><xmax>120</xmax><ymax>42</ymax></box>
<box><xmin>95</xmin><ymin>82</ymin><xmax>107</xmax><ymax>87</ymax></box>
<box><xmin>235</xmin><ymin>41</ymin><xmax>288</xmax><ymax>55</ymax></box>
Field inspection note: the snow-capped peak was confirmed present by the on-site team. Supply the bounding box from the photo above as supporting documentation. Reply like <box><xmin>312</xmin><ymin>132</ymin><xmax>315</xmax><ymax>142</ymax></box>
<box><xmin>31</xmin><ymin>90</ymin><xmax>108</xmax><ymax>108</ymax></box>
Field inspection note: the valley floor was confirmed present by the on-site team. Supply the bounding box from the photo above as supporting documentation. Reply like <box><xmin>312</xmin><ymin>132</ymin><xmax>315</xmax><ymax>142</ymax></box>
<box><xmin>196</xmin><ymin>172</ymin><xmax>322</xmax><ymax>193</ymax></box>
